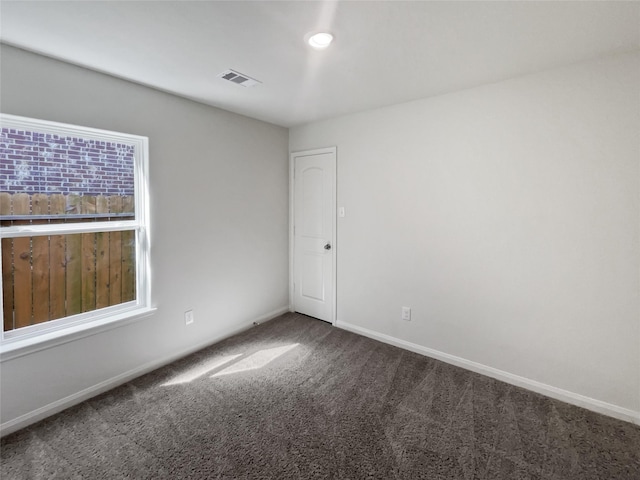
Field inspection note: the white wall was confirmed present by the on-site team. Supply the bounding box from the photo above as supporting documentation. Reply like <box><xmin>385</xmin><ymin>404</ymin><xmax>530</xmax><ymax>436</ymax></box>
<box><xmin>291</xmin><ymin>52</ymin><xmax>640</xmax><ymax>421</ymax></box>
<box><xmin>0</xmin><ymin>45</ymin><xmax>290</xmax><ymax>431</ymax></box>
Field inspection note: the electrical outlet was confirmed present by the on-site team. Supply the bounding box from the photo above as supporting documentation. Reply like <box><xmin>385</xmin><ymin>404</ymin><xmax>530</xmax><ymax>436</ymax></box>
<box><xmin>401</xmin><ymin>306</ymin><xmax>411</xmax><ymax>321</ymax></box>
<box><xmin>185</xmin><ymin>310</ymin><xmax>194</xmax><ymax>326</ymax></box>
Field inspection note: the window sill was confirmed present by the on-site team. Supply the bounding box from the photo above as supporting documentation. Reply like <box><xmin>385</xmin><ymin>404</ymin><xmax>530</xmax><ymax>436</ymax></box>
<box><xmin>0</xmin><ymin>306</ymin><xmax>157</xmax><ymax>362</ymax></box>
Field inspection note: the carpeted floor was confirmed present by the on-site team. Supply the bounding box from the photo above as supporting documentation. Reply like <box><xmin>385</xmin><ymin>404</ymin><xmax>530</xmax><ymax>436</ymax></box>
<box><xmin>1</xmin><ymin>312</ymin><xmax>639</xmax><ymax>479</ymax></box>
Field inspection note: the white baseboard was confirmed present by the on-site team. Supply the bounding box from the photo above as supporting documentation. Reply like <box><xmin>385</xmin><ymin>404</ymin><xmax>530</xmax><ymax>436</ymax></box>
<box><xmin>336</xmin><ymin>320</ymin><xmax>640</xmax><ymax>426</ymax></box>
<box><xmin>0</xmin><ymin>306</ymin><xmax>289</xmax><ymax>437</ymax></box>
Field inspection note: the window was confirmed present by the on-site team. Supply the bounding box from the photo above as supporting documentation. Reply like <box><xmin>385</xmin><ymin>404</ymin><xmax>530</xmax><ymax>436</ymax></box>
<box><xmin>0</xmin><ymin>114</ymin><xmax>151</xmax><ymax>353</ymax></box>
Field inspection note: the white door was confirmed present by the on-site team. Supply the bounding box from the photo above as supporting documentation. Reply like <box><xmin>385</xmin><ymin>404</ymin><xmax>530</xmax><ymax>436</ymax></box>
<box><xmin>292</xmin><ymin>147</ymin><xmax>336</xmax><ymax>323</ymax></box>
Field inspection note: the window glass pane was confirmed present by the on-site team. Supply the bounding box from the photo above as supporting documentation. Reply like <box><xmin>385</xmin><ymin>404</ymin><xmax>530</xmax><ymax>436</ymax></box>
<box><xmin>0</xmin><ymin>193</ymin><xmax>135</xmax><ymax>224</ymax></box>
<box><xmin>2</xmin><ymin>231</ymin><xmax>136</xmax><ymax>332</ymax></box>
<box><xmin>0</xmin><ymin>127</ymin><xmax>135</xmax><ymax>221</ymax></box>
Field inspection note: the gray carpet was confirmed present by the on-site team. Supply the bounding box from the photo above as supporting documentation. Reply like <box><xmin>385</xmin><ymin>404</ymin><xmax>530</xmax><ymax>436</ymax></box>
<box><xmin>1</xmin><ymin>312</ymin><xmax>639</xmax><ymax>479</ymax></box>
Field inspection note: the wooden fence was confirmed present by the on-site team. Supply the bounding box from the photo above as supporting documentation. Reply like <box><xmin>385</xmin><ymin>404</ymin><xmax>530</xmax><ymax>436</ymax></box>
<box><xmin>1</xmin><ymin>192</ymin><xmax>136</xmax><ymax>332</ymax></box>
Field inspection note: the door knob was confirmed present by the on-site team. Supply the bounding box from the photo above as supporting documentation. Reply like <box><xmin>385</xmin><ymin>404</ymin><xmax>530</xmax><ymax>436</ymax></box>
<box><xmin>324</xmin><ymin>243</ymin><xmax>332</xmax><ymax>250</ymax></box>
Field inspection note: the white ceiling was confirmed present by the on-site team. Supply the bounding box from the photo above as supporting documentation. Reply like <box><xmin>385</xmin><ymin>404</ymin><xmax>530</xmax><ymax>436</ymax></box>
<box><xmin>1</xmin><ymin>1</ymin><xmax>639</xmax><ymax>127</ymax></box>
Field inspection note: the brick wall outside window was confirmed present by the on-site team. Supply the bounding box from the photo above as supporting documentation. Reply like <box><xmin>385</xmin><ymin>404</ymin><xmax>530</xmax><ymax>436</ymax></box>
<box><xmin>0</xmin><ymin>127</ymin><xmax>135</xmax><ymax>196</ymax></box>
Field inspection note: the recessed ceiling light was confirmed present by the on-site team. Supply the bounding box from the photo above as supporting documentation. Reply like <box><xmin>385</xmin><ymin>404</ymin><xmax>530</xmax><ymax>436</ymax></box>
<box><xmin>308</xmin><ymin>32</ymin><xmax>334</xmax><ymax>50</ymax></box>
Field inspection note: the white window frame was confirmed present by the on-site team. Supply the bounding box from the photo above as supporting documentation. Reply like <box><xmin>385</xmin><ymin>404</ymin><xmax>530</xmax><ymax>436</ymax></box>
<box><xmin>0</xmin><ymin>114</ymin><xmax>153</xmax><ymax>360</ymax></box>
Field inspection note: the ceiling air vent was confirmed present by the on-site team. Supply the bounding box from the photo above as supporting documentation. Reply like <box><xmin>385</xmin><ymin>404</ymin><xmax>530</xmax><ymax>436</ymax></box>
<box><xmin>217</xmin><ymin>69</ymin><xmax>261</xmax><ymax>87</ymax></box>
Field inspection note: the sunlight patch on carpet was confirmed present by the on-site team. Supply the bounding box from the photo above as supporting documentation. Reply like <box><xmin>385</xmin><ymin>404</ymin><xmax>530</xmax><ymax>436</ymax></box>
<box><xmin>162</xmin><ymin>354</ymin><xmax>242</xmax><ymax>386</ymax></box>
<box><xmin>211</xmin><ymin>344</ymin><xmax>299</xmax><ymax>377</ymax></box>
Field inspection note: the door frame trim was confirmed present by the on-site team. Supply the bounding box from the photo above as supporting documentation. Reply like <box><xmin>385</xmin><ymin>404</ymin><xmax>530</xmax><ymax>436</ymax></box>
<box><xmin>289</xmin><ymin>146</ymin><xmax>337</xmax><ymax>325</ymax></box>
